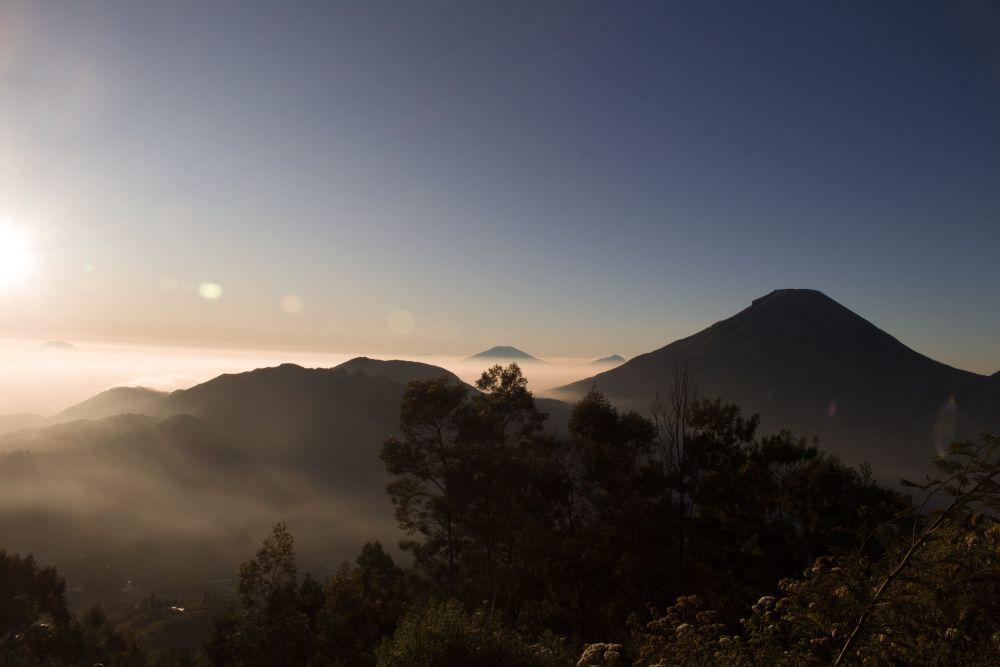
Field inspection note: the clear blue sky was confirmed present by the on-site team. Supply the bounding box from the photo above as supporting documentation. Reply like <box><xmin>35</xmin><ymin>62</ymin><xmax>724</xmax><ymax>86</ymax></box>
<box><xmin>0</xmin><ymin>1</ymin><xmax>997</xmax><ymax>372</ymax></box>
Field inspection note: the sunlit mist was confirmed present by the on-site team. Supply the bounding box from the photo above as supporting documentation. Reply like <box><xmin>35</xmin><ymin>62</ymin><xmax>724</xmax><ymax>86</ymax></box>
<box><xmin>0</xmin><ymin>340</ymin><xmax>605</xmax><ymax>417</ymax></box>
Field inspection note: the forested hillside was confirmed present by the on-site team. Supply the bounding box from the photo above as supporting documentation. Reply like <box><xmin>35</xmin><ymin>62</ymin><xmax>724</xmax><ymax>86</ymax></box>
<box><xmin>4</xmin><ymin>363</ymin><xmax>996</xmax><ymax>665</ymax></box>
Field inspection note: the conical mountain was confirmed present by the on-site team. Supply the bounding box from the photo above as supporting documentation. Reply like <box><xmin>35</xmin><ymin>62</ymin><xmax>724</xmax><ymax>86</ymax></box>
<box><xmin>560</xmin><ymin>289</ymin><xmax>999</xmax><ymax>481</ymax></box>
<box><xmin>466</xmin><ymin>345</ymin><xmax>540</xmax><ymax>362</ymax></box>
<box><xmin>593</xmin><ymin>354</ymin><xmax>626</xmax><ymax>365</ymax></box>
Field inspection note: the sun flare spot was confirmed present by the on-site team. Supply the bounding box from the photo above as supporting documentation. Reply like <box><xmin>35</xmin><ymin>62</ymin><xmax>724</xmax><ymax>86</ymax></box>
<box><xmin>198</xmin><ymin>282</ymin><xmax>223</xmax><ymax>300</ymax></box>
<box><xmin>0</xmin><ymin>227</ymin><xmax>31</xmax><ymax>289</ymax></box>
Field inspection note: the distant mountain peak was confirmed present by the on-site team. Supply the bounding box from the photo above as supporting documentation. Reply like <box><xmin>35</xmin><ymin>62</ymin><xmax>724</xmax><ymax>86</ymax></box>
<box><xmin>466</xmin><ymin>346</ymin><xmax>540</xmax><ymax>362</ymax></box>
<box><xmin>593</xmin><ymin>354</ymin><xmax>626</xmax><ymax>364</ymax></box>
<box><xmin>748</xmin><ymin>288</ymin><xmax>846</xmax><ymax>312</ymax></box>
<box><xmin>754</xmin><ymin>287</ymin><xmax>829</xmax><ymax>301</ymax></box>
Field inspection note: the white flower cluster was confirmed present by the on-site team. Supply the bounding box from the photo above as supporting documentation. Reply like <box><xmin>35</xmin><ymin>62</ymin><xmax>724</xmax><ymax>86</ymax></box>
<box><xmin>576</xmin><ymin>642</ymin><xmax>623</xmax><ymax>666</ymax></box>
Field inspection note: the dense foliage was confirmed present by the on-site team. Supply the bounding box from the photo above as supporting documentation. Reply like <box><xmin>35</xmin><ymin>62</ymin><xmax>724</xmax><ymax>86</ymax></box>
<box><xmin>3</xmin><ymin>363</ymin><xmax>998</xmax><ymax>665</ymax></box>
<box><xmin>586</xmin><ymin>435</ymin><xmax>1000</xmax><ymax>666</ymax></box>
<box><xmin>380</xmin><ymin>365</ymin><xmax>903</xmax><ymax>638</ymax></box>
<box><xmin>0</xmin><ymin>549</ymin><xmax>145</xmax><ymax>666</ymax></box>
<box><xmin>374</xmin><ymin>599</ymin><xmax>572</xmax><ymax>667</ymax></box>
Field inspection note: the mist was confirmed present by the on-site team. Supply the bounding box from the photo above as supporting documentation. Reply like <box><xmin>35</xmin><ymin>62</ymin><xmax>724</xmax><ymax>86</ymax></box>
<box><xmin>0</xmin><ymin>339</ymin><xmax>607</xmax><ymax>416</ymax></box>
<box><xmin>0</xmin><ymin>344</ymin><xmax>602</xmax><ymax>611</ymax></box>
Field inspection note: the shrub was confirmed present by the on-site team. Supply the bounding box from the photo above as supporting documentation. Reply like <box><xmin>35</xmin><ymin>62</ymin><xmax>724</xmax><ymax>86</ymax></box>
<box><xmin>375</xmin><ymin>599</ymin><xmax>570</xmax><ymax>667</ymax></box>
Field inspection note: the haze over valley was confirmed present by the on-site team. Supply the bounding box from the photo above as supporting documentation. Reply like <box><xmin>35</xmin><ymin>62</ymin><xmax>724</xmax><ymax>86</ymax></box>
<box><xmin>0</xmin><ymin>341</ymin><xmax>611</xmax><ymax>418</ymax></box>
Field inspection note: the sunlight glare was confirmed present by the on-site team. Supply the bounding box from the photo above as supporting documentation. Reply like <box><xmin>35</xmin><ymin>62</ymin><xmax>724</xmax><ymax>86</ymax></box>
<box><xmin>0</xmin><ymin>227</ymin><xmax>30</xmax><ymax>289</ymax></box>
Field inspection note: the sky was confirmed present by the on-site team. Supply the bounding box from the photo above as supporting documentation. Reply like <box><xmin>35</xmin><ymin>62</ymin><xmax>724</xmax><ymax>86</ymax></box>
<box><xmin>0</xmin><ymin>0</ymin><xmax>998</xmax><ymax>373</ymax></box>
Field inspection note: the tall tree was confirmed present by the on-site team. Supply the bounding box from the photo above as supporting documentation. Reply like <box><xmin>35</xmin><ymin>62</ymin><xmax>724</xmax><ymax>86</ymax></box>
<box><xmin>204</xmin><ymin>523</ymin><xmax>317</xmax><ymax>666</ymax></box>
<box><xmin>318</xmin><ymin>542</ymin><xmax>409</xmax><ymax>665</ymax></box>
<box><xmin>380</xmin><ymin>377</ymin><xmax>469</xmax><ymax>589</ymax></box>
<box><xmin>380</xmin><ymin>364</ymin><xmax>549</xmax><ymax>622</ymax></box>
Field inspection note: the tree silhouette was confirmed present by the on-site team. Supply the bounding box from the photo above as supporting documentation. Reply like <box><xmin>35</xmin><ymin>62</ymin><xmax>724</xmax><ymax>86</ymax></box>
<box><xmin>205</xmin><ymin>523</ymin><xmax>317</xmax><ymax>666</ymax></box>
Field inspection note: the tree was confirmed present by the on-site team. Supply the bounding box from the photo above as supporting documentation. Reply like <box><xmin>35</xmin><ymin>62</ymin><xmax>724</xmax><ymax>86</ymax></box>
<box><xmin>317</xmin><ymin>542</ymin><xmax>409</xmax><ymax>665</ymax></box>
<box><xmin>0</xmin><ymin>549</ymin><xmax>78</xmax><ymax>665</ymax></box>
<box><xmin>204</xmin><ymin>523</ymin><xmax>318</xmax><ymax>666</ymax></box>
<box><xmin>380</xmin><ymin>364</ymin><xmax>550</xmax><ymax>623</ymax></box>
<box><xmin>374</xmin><ymin>599</ymin><xmax>570</xmax><ymax>667</ymax></box>
<box><xmin>381</xmin><ymin>365</ymin><xmax>906</xmax><ymax>643</ymax></box>
<box><xmin>0</xmin><ymin>549</ymin><xmax>146</xmax><ymax>666</ymax></box>
<box><xmin>563</xmin><ymin>390</ymin><xmax>667</xmax><ymax>632</ymax></box>
<box><xmin>77</xmin><ymin>605</ymin><xmax>147</xmax><ymax>667</ymax></box>
<box><xmin>380</xmin><ymin>377</ymin><xmax>469</xmax><ymax>589</ymax></box>
<box><xmin>609</xmin><ymin>435</ymin><xmax>1000</xmax><ymax>666</ymax></box>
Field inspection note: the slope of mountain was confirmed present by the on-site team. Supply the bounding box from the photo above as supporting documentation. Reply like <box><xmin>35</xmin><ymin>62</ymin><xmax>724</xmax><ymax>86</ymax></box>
<box><xmin>0</xmin><ymin>357</ymin><xmax>572</xmax><ymax>598</ymax></box>
<box><xmin>149</xmin><ymin>362</ymin><xmax>428</xmax><ymax>486</ymax></box>
<box><xmin>466</xmin><ymin>345</ymin><xmax>541</xmax><ymax>362</ymax></box>
<box><xmin>152</xmin><ymin>359</ymin><xmax>568</xmax><ymax>461</ymax></box>
<box><xmin>0</xmin><ymin>386</ymin><xmax>167</xmax><ymax>435</ymax></box>
<box><xmin>559</xmin><ymin>289</ymin><xmax>999</xmax><ymax>482</ymax></box>
<box><xmin>52</xmin><ymin>387</ymin><xmax>167</xmax><ymax>423</ymax></box>
<box><xmin>593</xmin><ymin>354</ymin><xmax>626</xmax><ymax>365</ymax></box>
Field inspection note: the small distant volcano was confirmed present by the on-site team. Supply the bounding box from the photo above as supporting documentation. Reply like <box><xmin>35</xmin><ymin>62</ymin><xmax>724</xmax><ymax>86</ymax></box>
<box><xmin>466</xmin><ymin>346</ymin><xmax>541</xmax><ymax>362</ymax></box>
<box><xmin>593</xmin><ymin>354</ymin><xmax>626</xmax><ymax>365</ymax></box>
<box><xmin>40</xmin><ymin>341</ymin><xmax>78</xmax><ymax>350</ymax></box>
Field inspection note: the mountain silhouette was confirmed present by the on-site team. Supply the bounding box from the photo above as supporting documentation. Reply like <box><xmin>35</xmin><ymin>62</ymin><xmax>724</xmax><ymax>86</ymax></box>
<box><xmin>0</xmin><ymin>387</ymin><xmax>167</xmax><ymax>435</ymax></box>
<box><xmin>593</xmin><ymin>354</ymin><xmax>626</xmax><ymax>365</ymax></box>
<box><xmin>335</xmin><ymin>356</ymin><xmax>464</xmax><ymax>384</ymax></box>
<box><xmin>466</xmin><ymin>345</ymin><xmax>541</xmax><ymax>362</ymax></box>
<box><xmin>53</xmin><ymin>386</ymin><xmax>167</xmax><ymax>423</ymax></box>
<box><xmin>559</xmin><ymin>289</ymin><xmax>999</xmax><ymax>482</ymax></box>
<box><xmin>0</xmin><ymin>357</ymin><xmax>570</xmax><ymax>592</ymax></box>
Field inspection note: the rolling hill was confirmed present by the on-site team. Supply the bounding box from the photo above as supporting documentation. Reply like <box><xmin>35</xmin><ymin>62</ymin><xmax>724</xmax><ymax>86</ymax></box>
<box><xmin>52</xmin><ymin>386</ymin><xmax>167</xmax><ymax>423</ymax></box>
<box><xmin>0</xmin><ymin>387</ymin><xmax>167</xmax><ymax>435</ymax></box>
<box><xmin>0</xmin><ymin>357</ymin><xmax>570</xmax><ymax>604</ymax></box>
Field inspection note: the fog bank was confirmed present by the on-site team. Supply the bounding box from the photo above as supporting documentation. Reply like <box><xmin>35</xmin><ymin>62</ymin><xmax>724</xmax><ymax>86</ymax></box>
<box><xmin>0</xmin><ymin>339</ymin><xmax>606</xmax><ymax>416</ymax></box>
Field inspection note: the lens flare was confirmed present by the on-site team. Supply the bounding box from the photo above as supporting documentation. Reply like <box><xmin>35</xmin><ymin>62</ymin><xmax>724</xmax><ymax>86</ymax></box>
<box><xmin>280</xmin><ymin>295</ymin><xmax>304</xmax><ymax>313</ymax></box>
<box><xmin>198</xmin><ymin>282</ymin><xmax>223</xmax><ymax>300</ymax></box>
<box><xmin>932</xmin><ymin>395</ymin><xmax>959</xmax><ymax>455</ymax></box>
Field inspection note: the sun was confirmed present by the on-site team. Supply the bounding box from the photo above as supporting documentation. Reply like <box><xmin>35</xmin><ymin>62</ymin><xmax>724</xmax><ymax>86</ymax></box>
<box><xmin>0</xmin><ymin>227</ymin><xmax>31</xmax><ymax>289</ymax></box>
